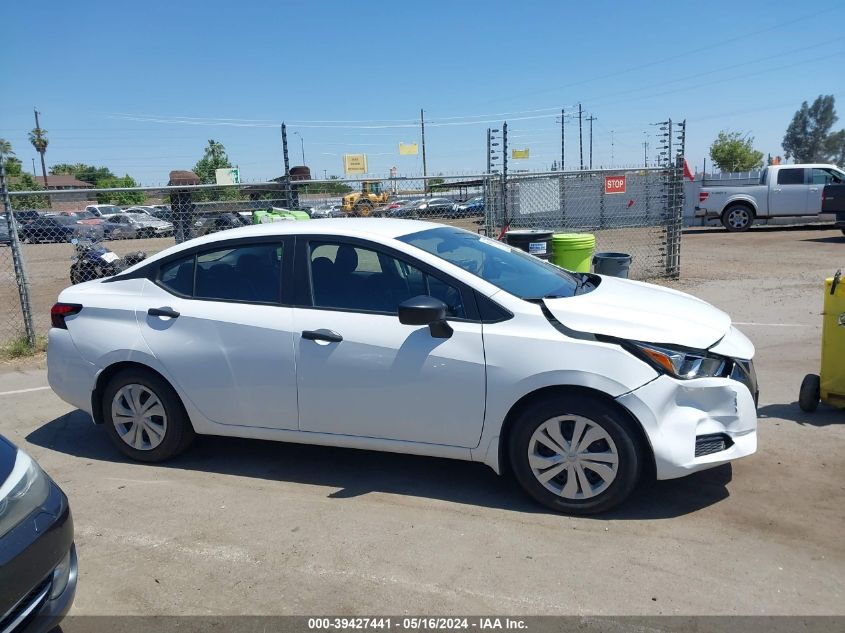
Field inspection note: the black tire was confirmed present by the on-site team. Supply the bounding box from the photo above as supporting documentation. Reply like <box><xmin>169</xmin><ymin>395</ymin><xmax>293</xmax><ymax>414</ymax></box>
<box><xmin>102</xmin><ymin>367</ymin><xmax>195</xmax><ymax>462</ymax></box>
<box><xmin>70</xmin><ymin>265</ymin><xmax>82</xmax><ymax>285</ymax></box>
<box><xmin>798</xmin><ymin>374</ymin><xmax>820</xmax><ymax>413</ymax></box>
<box><xmin>509</xmin><ymin>393</ymin><xmax>641</xmax><ymax>515</ymax></box>
<box><xmin>354</xmin><ymin>201</ymin><xmax>373</xmax><ymax>217</ymax></box>
<box><xmin>721</xmin><ymin>204</ymin><xmax>754</xmax><ymax>232</ymax></box>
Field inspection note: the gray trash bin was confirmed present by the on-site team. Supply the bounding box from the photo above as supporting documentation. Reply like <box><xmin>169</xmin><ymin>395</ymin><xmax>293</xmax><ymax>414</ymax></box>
<box><xmin>593</xmin><ymin>252</ymin><xmax>632</xmax><ymax>278</ymax></box>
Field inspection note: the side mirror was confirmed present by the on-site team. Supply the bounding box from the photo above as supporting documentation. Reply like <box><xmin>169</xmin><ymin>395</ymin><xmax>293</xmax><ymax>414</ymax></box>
<box><xmin>398</xmin><ymin>295</ymin><xmax>452</xmax><ymax>339</ymax></box>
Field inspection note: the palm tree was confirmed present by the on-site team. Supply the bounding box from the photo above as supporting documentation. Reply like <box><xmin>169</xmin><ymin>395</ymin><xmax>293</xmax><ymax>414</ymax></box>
<box><xmin>0</xmin><ymin>138</ymin><xmax>13</xmax><ymax>156</ymax></box>
<box><xmin>28</xmin><ymin>126</ymin><xmax>49</xmax><ymax>188</ymax></box>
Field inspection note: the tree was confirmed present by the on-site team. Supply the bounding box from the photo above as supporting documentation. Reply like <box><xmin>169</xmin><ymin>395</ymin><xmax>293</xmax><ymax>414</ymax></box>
<box><xmin>51</xmin><ymin>163</ymin><xmax>115</xmax><ymax>185</ymax></box>
<box><xmin>28</xmin><ymin>125</ymin><xmax>49</xmax><ymax>185</ymax></box>
<box><xmin>4</xmin><ymin>157</ymin><xmax>23</xmax><ymax>176</ymax></box>
<box><xmin>709</xmin><ymin>131</ymin><xmax>764</xmax><ymax>172</ymax></box>
<box><xmin>824</xmin><ymin>129</ymin><xmax>845</xmax><ymax>167</ymax></box>
<box><xmin>194</xmin><ymin>139</ymin><xmax>232</xmax><ymax>184</ymax></box>
<box><xmin>782</xmin><ymin>95</ymin><xmax>839</xmax><ymax>163</ymax></box>
<box><xmin>95</xmin><ymin>175</ymin><xmax>147</xmax><ymax>205</ymax></box>
<box><xmin>0</xmin><ymin>138</ymin><xmax>22</xmax><ymax>176</ymax></box>
<box><xmin>8</xmin><ymin>173</ymin><xmax>49</xmax><ymax>210</ymax></box>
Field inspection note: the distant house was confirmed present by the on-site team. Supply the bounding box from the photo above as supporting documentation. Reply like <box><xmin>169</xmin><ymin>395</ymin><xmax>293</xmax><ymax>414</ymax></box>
<box><xmin>33</xmin><ymin>175</ymin><xmax>93</xmax><ymax>190</ymax></box>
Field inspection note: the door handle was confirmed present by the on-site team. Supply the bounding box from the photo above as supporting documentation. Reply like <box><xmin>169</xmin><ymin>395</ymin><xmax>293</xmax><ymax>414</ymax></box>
<box><xmin>302</xmin><ymin>329</ymin><xmax>343</xmax><ymax>343</ymax></box>
<box><xmin>148</xmin><ymin>307</ymin><xmax>180</xmax><ymax>318</ymax></box>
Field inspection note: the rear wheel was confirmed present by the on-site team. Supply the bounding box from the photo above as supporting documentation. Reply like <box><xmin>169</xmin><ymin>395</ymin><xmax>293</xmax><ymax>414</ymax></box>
<box><xmin>798</xmin><ymin>374</ymin><xmax>820</xmax><ymax>413</ymax></box>
<box><xmin>509</xmin><ymin>394</ymin><xmax>641</xmax><ymax>514</ymax></box>
<box><xmin>102</xmin><ymin>368</ymin><xmax>195</xmax><ymax>462</ymax></box>
<box><xmin>721</xmin><ymin>205</ymin><xmax>753</xmax><ymax>232</ymax></box>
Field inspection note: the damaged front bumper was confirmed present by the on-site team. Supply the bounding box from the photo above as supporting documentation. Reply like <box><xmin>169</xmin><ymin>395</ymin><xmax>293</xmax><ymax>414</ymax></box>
<box><xmin>617</xmin><ymin>374</ymin><xmax>758</xmax><ymax>480</ymax></box>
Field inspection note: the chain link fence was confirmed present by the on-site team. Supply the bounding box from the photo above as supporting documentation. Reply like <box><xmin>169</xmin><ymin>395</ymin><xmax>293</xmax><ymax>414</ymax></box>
<box><xmin>1</xmin><ymin>155</ymin><xmax>683</xmax><ymax>345</ymax></box>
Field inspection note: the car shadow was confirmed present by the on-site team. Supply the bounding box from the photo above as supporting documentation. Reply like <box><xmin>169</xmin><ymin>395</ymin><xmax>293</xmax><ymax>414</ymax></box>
<box><xmin>683</xmin><ymin>224</ymin><xmax>838</xmax><ymax>236</ymax></box>
<box><xmin>758</xmin><ymin>402</ymin><xmax>843</xmax><ymax>427</ymax></box>
<box><xmin>28</xmin><ymin>410</ymin><xmax>732</xmax><ymax>521</ymax></box>
<box><xmin>801</xmin><ymin>235</ymin><xmax>845</xmax><ymax>243</ymax></box>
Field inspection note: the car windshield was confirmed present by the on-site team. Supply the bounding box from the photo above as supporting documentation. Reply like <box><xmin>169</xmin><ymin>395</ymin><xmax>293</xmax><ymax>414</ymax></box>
<box><xmin>125</xmin><ymin>213</ymin><xmax>150</xmax><ymax>221</ymax></box>
<box><xmin>398</xmin><ymin>226</ymin><xmax>581</xmax><ymax>300</ymax></box>
<box><xmin>97</xmin><ymin>205</ymin><xmax>122</xmax><ymax>214</ymax></box>
<box><xmin>75</xmin><ymin>211</ymin><xmax>97</xmax><ymax>219</ymax></box>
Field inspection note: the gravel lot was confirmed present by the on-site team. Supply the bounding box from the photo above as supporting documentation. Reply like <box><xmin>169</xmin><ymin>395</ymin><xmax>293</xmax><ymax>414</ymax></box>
<box><xmin>0</xmin><ymin>224</ymin><xmax>843</xmax><ymax>616</ymax></box>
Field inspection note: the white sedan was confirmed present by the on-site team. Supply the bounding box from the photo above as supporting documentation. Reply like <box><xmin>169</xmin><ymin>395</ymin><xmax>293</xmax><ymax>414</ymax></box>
<box><xmin>47</xmin><ymin>220</ymin><xmax>758</xmax><ymax>514</ymax></box>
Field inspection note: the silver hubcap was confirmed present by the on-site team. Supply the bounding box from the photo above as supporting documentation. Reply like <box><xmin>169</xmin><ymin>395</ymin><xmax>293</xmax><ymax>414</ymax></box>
<box><xmin>111</xmin><ymin>384</ymin><xmax>168</xmax><ymax>451</ymax></box>
<box><xmin>528</xmin><ymin>415</ymin><xmax>619</xmax><ymax>500</ymax></box>
<box><xmin>727</xmin><ymin>208</ymin><xmax>749</xmax><ymax>229</ymax></box>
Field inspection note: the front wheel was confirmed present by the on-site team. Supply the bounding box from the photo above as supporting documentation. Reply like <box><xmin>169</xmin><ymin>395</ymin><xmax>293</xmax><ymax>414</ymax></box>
<box><xmin>721</xmin><ymin>205</ymin><xmax>753</xmax><ymax>232</ymax></box>
<box><xmin>509</xmin><ymin>394</ymin><xmax>641</xmax><ymax>514</ymax></box>
<box><xmin>102</xmin><ymin>368</ymin><xmax>195</xmax><ymax>462</ymax></box>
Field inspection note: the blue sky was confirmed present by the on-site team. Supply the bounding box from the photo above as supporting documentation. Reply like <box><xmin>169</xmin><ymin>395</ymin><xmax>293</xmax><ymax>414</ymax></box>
<box><xmin>1</xmin><ymin>0</ymin><xmax>843</xmax><ymax>184</ymax></box>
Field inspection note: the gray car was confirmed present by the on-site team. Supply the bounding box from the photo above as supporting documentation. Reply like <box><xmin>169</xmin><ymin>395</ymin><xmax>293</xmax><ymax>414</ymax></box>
<box><xmin>102</xmin><ymin>213</ymin><xmax>174</xmax><ymax>239</ymax></box>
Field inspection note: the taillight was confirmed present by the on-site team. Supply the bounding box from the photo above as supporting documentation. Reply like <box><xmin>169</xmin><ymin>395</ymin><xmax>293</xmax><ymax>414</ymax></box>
<box><xmin>699</xmin><ymin>191</ymin><xmax>710</xmax><ymax>203</ymax></box>
<box><xmin>51</xmin><ymin>303</ymin><xmax>82</xmax><ymax>329</ymax></box>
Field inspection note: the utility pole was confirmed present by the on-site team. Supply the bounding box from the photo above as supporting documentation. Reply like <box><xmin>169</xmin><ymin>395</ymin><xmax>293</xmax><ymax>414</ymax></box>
<box><xmin>642</xmin><ymin>132</ymin><xmax>649</xmax><ymax>167</ymax></box>
<box><xmin>586</xmin><ymin>114</ymin><xmax>596</xmax><ymax>169</ymax></box>
<box><xmin>560</xmin><ymin>108</ymin><xmax>565</xmax><ymax>171</ymax></box>
<box><xmin>578</xmin><ymin>103</ymin><xmax>583</xmax><ymax>170</ymax></box>
<box><xmin>281</xmin><ymin>123</ymin><xmax>292</xmax><ymax>207</ymax></box>
<box><xmin>486</xmin><ymin>128</ymin><xmax>491</xmax><ymax>175</ymax></box>
<box><xmin>420</xmin><ymin>108</ymin><xmax>428</xmax><ymax>196</ymax></box>
<box><xmin>33</xmin><ymin>108</ymin><xmax>48</xmax><ymax>189</ymax></box>
<box><xmin>610</xmin><ymin>130</ymin><xmax>614</xmax><ymax>167</ymax></box>
<box><xmin>31</xmin><ymin>158</ymin><xmax>37</xmax><ymax>175</ymax></box>
<box><xmin>502</xmin><ymin>121</ymin><xmax>509</xmax><ymax>226</ymax></box>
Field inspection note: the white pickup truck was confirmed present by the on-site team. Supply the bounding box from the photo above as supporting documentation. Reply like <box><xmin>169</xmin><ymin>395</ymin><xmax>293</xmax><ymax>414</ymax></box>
<box><xmin>695</xmin><ymin>163</ymin><xmax>845</xmax><ymax>232</ymax></box>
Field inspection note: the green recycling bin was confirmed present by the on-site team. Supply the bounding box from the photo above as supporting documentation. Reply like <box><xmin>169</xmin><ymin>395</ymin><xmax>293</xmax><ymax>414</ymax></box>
<box><xmin>551</xmin><ymin>233</ymin><xmax>596</xmax><ymax>272</ymax></box>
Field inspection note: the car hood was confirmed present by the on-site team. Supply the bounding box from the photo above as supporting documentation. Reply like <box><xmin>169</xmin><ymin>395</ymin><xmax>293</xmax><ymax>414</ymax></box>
<box><xmin>135</xmin><ymin>219</ymin><xmax>171</xmax><ymax>227</ymax></box>
<box><xmin>542</xmin><ymin>275</ymin><xmax>732</xmax><ymax>350</ymax></box>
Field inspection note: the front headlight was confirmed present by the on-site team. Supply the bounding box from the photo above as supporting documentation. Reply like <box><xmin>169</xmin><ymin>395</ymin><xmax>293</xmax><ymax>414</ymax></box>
<box><xmin>0</xmin><ymin>450</ymin><xmax>51</xmax><ymax>538</ymax></box>
<box><xmin>627</xmin><ymin>342</ymin><xmax>728</xmax><ymax>380</ymax></box>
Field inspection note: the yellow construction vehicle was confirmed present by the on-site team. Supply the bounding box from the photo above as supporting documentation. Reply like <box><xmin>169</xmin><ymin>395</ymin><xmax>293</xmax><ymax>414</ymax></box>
<box><xmin>341</xmin><ymin>181</ymin><xmax>389</xmax><ymax>216</ymax></box>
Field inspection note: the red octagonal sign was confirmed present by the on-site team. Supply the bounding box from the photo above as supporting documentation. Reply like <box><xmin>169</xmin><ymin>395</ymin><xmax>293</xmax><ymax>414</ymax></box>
<box><xmin>604</xmin><ymin>175</ymin><xmax>626</xmax><ymax>194</ymax></box>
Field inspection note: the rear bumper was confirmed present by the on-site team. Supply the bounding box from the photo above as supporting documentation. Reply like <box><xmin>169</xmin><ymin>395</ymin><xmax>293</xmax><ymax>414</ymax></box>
<box><xmin>616</xmin><ymin>374</ymin><xmax>758</xmax><ymax>480</ymax></box>
<box><xmin>0</xmin><ymin>480</ymin><xmax>77</xmax><ymax>633</ymax></box>
<box><xmin>47</xmin><ymin>329</ymin><xmax>97</xmax><ymax>415</ymax></box>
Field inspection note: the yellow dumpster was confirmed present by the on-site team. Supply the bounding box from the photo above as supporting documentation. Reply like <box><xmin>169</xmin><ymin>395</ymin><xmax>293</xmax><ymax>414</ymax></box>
<box><xmin>799</xmin><ymin>269</ymin><xmax>845</xmax><ymax>411</ymax></box>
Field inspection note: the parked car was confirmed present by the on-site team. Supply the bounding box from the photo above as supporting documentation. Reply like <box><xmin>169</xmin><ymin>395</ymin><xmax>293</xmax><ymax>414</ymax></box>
<box><xmin>0</xmin><ymin>434</ymin><xmax>77</xmax><ymax>632</ymax></box>
<box><xmin>84</xmin><ymin>204</ymin><xmax>124</xmax><ymax>218</ymax></box>
<box><xmin>821</xmin><ymin>183</ymin><xmax>845</xmax><ymax>235</ymax></box>
<box><xmin>20</xmin><ymin>215</ymin><xmax>102</xmax><ymax>243</ymax></box>
<box><xmin>450</xmin><ymin>195</ymin><xmax>485</xmax><ymax>218</ymax></box>
<box><xmin>57</xmin><ymin>210</ymin><xmax>106</xmax><ymax>230</ymax></box>
<box><xmin>102</xmin><ymin>213</ymin><xmax>174</xmax><ymax>239</ymax></box>
<box><xmin>0</xmin><ymin>217</ymin><xmax>9</xmax><ymax>245</ymax></box>
<box><xmin>309</xmin><ymin>205</ymin><xmax>344</xmax><ymax>219</ymax></box>
<box><xmin>192</xmin><ymin>212</ymin><xmax>251</xmax><ymax>236</ymax></box>
<box><xmin>12</xmin><ymin>210</ymin><xmax>41</xmax><ymax>226</ymax></box>
<box><xmin>149</xmin><ymin>205</ymin><xmax>173</xmax><ymax>222</ymax></box>
<box><xmin>47</xmin><ymin>219</ymin><xmax>758</xmax><ymax>515</ymax></box>
<box><xmin>414</xmin><ymin>197</ymin><xmax>456</xmax><ymax>217</ymax></box>
<box><xmin>124</xmin><ymin>206</ymin><xmax>157</xmax><ymax>216</ymax></box>
<box><xmin>696</xmin><ymin>163</ymin><xmax>845</xmax><ymax>232</ymax></box>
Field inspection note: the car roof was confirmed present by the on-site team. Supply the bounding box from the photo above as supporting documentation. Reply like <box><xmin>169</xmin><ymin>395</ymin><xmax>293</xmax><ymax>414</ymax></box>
<box><xmin>136</xmin><ymin>219</ymin><xmax>444</xmax><ymax>267</ymax></box>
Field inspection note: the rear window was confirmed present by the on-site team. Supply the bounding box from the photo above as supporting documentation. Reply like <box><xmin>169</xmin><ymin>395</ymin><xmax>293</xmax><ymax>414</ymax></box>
<box><xmin>159</xmin><ymin>256</ymin><xmax>194</xmax><ymax>296</ymax></box>
<box><xmin>777</xmin><ymin>168</ymin><xmax>805</xmax><ymax>185</ymax></box>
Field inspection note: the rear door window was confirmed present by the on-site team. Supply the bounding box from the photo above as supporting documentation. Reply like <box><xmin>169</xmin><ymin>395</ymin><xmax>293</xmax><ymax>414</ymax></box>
<box><xmin>777</xmin><ymin>168</ymin><xmax>805</xmax><ymax>185</ymax></box>
<box><xmin>158</xmin><ymin>242</ymin><xmax>283</xmax><ymax>303</ymax></box>
<box><xmin>195</xmin><ymin>243</ymin><xmax>283</xmax><ymax>303</ymax></box>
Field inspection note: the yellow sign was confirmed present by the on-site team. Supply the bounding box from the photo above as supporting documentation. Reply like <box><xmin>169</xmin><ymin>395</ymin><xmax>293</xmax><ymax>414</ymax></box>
<box><xmin>512</xmin><ymin>148</ymin><xmax>529</xmax><ymax>159</ymax></box>
<box><xmin>343</xmin><ymin>154</ymin><xmax>368</xmax><ymax>174</ymax></box>
<box><xmin>399</xmin><ymin>143</ymin><xmax>419</xmax><ymax>156</ymax></box>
